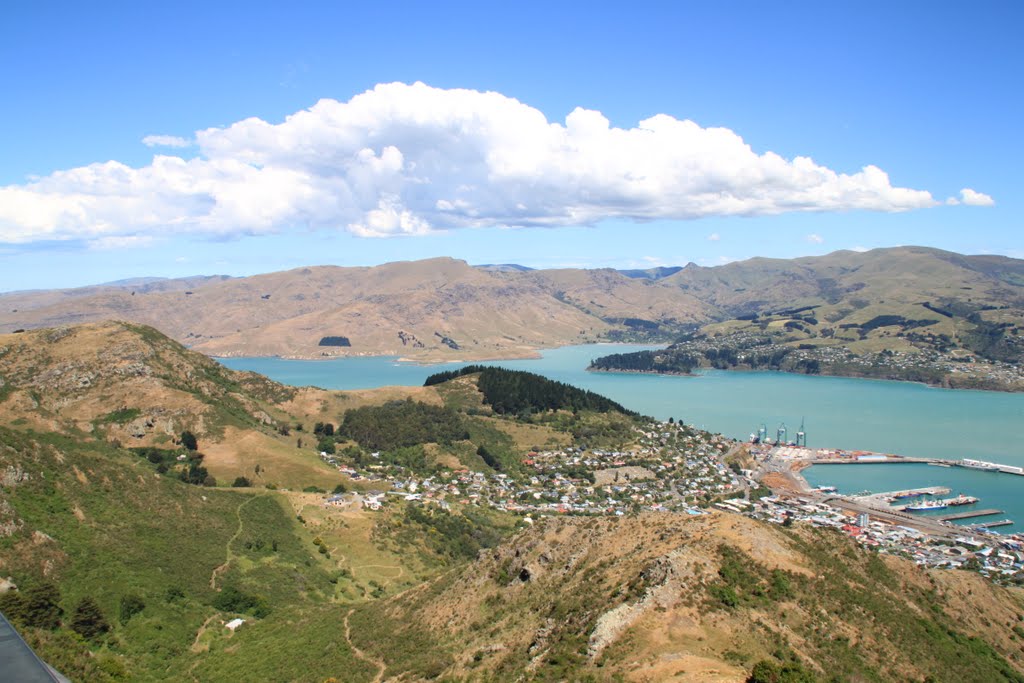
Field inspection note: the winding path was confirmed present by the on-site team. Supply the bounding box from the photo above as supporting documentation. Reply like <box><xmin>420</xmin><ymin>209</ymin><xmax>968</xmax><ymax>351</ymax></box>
<box><xmin>344</xmin><ymin>608</ymin><xmax>387</xmax><ymax>683</ymax></box>
<box><xmin>210</xmin><ymin>493</ymin><xmax>262</xmax><ymax>590</ymax></box>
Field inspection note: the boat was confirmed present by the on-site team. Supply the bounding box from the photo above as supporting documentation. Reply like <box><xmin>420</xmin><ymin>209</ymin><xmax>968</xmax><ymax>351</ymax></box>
<box><xmin>903</xmin><ymin>500</ymin><xmax>948</xmax><ymax>512</ymax></box>
<box><xmin>928</xmin><ymin>462</ymin><xmax>952</xmax><ymax>468</ymax></box>
<box><xmin>960</xmin><ymin>458</ymin><xmax>1000</xmax><ymax>471</ymax></box>
<box><xmin>946</xmin><ymin>494</ymin><xmax>978</xmax><ymax>506</ymax></box>
<box><xmin>815</xmin><ymin>485</ymin><xmax>837</xmax><ymax>493</ymax></box>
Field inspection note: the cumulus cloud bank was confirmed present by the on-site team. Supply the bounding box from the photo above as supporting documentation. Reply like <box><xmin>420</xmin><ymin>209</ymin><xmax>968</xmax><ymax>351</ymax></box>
<box><xmin>0</xmin><ymin>82</ymin><xmax>966</xmax><ymax>245</ymax></box>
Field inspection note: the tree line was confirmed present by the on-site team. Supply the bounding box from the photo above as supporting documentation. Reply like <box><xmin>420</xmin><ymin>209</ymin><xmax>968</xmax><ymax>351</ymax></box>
<box><xmin>424</xmin><ymin>366</ymin><xmax>635</xmax><ymax>416</ymax></box>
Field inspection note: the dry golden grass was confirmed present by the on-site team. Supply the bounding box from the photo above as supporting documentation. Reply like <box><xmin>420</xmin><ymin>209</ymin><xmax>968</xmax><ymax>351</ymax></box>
<box><xmin>202</xmin><ymin>426</ymin><xmax>342</xmax><ymax>490</ymax></box>
<box><xmin>477</xmin><ymin>415</ymin><xmax>571</xmax><ymax>451</ymax></box>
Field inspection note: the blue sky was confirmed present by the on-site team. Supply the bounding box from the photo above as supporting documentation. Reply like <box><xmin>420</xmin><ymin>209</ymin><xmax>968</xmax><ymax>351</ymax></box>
<box><xmin>1</xmin><ymin>1</ymin><xmax>1021</xmax><ymax>291</ymax></box>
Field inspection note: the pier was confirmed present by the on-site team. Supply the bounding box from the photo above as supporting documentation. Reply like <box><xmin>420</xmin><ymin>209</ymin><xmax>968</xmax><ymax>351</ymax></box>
<box><xmin>968</xmin><ymin>519</ymin><xmax>1014</xmax><ymax>529</ymax></box>
<box><xmin>936</xmin><ymin>509</ymin><xmax>1003</xmax><ymax>521</ymax></box>
<box><xmin>850</xmin><ymin>487</ymin><xmax>950</xmax><ymax>506</ymax></box>
<box><xmin>874</xmin><ymin>487</ymin><xmax>951</xmax><ymax>500</ymax></box>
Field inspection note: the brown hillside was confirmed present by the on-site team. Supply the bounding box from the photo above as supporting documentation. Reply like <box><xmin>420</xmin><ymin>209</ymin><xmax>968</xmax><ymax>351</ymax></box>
<box><xmin>350</xmin><ymin>512</ymin><xmax>1024</xmax><ymax>682</ymax></box>
<box><xmin>1</xmin><ymin>248</ymin><xmax>1021</xmax><ymax>360</ymax></box>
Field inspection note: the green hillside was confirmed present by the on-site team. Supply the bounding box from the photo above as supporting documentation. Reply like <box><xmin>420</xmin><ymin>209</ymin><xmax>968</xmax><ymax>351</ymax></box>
<box><xmin>0</xmin><ymin>426</ymin><xmax>344</xmax><ymax>681</ymax></box>
<box><xmin>593</xmin><ymin>248</ymin><xmax>1024</xmax><ymax>389</ymax></box>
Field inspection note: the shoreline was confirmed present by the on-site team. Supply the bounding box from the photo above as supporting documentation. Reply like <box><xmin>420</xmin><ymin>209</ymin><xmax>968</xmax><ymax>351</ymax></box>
<box><xmin>585</xmin><ymin>364</ymin><xmax>1024</xmax><ymax>394</ymax></box>
<box><xmin>212</xmin><ymin>341</ymin><xmax>667</xmax><ymax>366</ymax></box>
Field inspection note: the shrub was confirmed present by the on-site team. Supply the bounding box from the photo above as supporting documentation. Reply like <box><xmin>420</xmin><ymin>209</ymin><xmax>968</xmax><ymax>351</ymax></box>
<box><xmin>70</xmin><ymin>596</ymin><xmax>111</xmax><ymax>641</ymax></box>
<box><xmin>180</xmin><ymin>430</ymin><xmax>198</xmax><ymax>451</ymax></box>
<box><xmin>119</xmin><ymin>594</ymin><xmax>145</xmax><ymax>625</ymax></box>
<box><xmin>212</xmin><ymin>585</ymin><xmax>270</xmax><ymax>618</ymax></box>
<box><xmin>2</xmin><ymin>582</ymin><xmax>64</xmax><ymax>630</ymax></box>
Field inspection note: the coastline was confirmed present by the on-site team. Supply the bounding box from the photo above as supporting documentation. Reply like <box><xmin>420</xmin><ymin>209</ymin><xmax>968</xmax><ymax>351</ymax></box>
<box><xmin>212</xmin><ymin>341</ymin><xmax>666</xmax><ymax>365</ymax></box>
<box><xmin>584</xmin><ymin>363</ymin><xmax>1024</xmax><ymax>394</ymax></box>
<box><xmin>587</xmin><ymin>366</ymin><xmax>695</xmax><ymax>378</ymax></box>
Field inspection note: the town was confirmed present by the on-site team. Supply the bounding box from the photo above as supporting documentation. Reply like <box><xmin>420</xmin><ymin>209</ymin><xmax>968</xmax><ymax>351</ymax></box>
<box><xmin>314</xmin><ymin>418</ymin><xmax>1024</xmax><ymax>585</ymax></box>
<box><xmin>600</xmin><ymin>328</ymin><xmax>1024</xmax><ymax>391</ymax></box>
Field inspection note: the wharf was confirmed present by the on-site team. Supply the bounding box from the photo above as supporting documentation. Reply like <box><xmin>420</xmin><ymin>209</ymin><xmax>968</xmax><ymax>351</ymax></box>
<box><xmin>881</xmin><ymin>486</ymin><xmax>951</xmax><ymax>500</ymax></box>
<box><xmin>969</xmin><ymin>519</ymin><xmax>1014</xmax><ymax>529</ymax></box>
<box><xmin>937</xmin><ymin>509</ymin><xmax>1002</xmax><ymax>521</ymax></box>
<box><xmin>853</xmin><ymin>487</ymin><xmax>949</xmax><ymax>504</ymax></box>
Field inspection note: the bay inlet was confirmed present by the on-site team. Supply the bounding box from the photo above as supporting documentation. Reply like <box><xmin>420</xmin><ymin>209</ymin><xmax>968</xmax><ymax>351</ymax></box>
<box><xmin>219</xmin><ymin>343</ymin><xmax>1024</xmax><ymax>531</ymax></box>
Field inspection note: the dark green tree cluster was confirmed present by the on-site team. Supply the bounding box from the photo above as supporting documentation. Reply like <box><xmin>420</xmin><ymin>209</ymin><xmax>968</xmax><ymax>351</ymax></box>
<box><xmin>590</xmin><ymin>349</ymin><xmax>699</xmax><ymax>373</ymax></box>
<box><xmin>0</xmin><ymin>583</ymin><xmax>111</xmax><ymax>643</ymax></box>
<box><xmin>313</xmin><ymin>422</ymin><xmax>335</xmax><ymax>436</ymax></box>
<box><xmin>180</xmin><ymin>430</ymin><xmax>198</xmax><ymax>451</ymax></box>
<box><xmin>129</xmin><ymin>446</ymin><xmax>214</xmax><ymax>485</ymax></box>
<box><xmin>212</xmin><ymin>585</ymin><xmax>270</xmax><ymax>618</ymax></box>
<box><xmin>424</xmin><ymin>366</ymin><xmax>635</xmax><ymax>416</ymax></box>
<box><xmin>180</xmin><ymin>460</ymin><xmax>214</xmax><ymax>486</ymax></box>
<box><xmin>317</xmin><ymin>336</ymin><xmax>351</xmax><ymax>347</ymax></box>
<box><xmin>475</xmin><ymin>444</ymin><xmax>501</xmax><ymax>470</ymax></box>
<box><xmin>0</xmin><ymin>582</ymin><xmax>63</xmax><ymax>630</ymax></box>
<box><xmin>69</xmin><ymin>597</ymin><xmax>110</xmax><ymax>641</ymax></box>
<box><xmin>338</xmin><ymin>399</ymin><xmax>468</xmax><ymax>451</ymax></box>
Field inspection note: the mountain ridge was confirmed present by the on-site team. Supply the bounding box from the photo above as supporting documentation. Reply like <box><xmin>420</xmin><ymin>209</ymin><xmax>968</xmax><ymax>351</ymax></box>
<box><xmin>1</xmin><ymin>247</ymin><xmax>1021</xmax><ymax>367</ymax></box>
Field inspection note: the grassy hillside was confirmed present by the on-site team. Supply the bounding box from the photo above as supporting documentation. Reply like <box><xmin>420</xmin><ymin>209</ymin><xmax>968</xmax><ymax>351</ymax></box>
<box><xmin>0</xmin><ymin>426</ymin><xmax>346</xmax><ymax>681</ymax></box>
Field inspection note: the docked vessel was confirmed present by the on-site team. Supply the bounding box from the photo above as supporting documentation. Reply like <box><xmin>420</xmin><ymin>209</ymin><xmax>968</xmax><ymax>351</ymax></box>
<box><xmin>958</xmin><ymin>459</ymin><xmax>1024</xmax><ymax>476</ymax></box>
<box><xmin>946</xmin><ymin>494</ymin><xmax>979</xmax><ymax>507</ymax></box>
<box><xmin>903</xmin><ymin>500</ymin><xmax>948</xmax><ymax>511</ymax></box>
<box><xmin>960</xmin><ymin>459</ymin><xmax>1000</xmax><ymax>471</ymax></box>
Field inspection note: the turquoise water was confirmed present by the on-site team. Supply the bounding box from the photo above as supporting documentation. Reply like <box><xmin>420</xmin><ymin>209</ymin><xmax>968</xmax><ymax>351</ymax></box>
<box><xmin>219</xmin><ymin>344</ymin><xmax>1024</xmax><ymax>532</ymax></box>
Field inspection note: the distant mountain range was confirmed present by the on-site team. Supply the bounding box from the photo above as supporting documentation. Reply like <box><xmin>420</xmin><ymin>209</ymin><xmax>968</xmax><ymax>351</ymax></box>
<box><xmin>1</xmin><ymin>246</ymin><xmax>1021</xmax><ymax>361</ymax></box>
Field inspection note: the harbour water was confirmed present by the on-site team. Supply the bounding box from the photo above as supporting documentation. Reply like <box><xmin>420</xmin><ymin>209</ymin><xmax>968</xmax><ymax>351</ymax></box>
<box><xmin>802</xmin><ymin>463</ymin><xmax>1023</xmax><ymax>533</ymax></box>
<box><xmin>219</xmin><ymin>343</ymin><xmax>1024</xmax><ymax>531</ymax></box>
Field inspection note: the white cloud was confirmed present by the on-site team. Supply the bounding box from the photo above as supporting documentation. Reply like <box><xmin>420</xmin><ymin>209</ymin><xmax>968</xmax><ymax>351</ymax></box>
<box><xmin>141</xmin><ymin>134</ymin><xmax>192</xmax><ymax>148</ymax></box>
<box><xmin>959</xmin><ymin>188</ymin><xmax>994</xmax><ymax>207</ymax></box>
<box><xmin>2</xmin><ymin>82</ymin><xmax>944</xmax><ymax>245</ymax></box>
<box><xmin>87</xmin><ymin>235</ymin><xmax>158</xmax><ymax>250</ymax></box>
<box><xmin>850</xmin><ymin>245</ymin><xmax>869</xmax><ymax>253</ymax></box>
<box><xmin>806</xmin><ymin>233</ymin><xmax>824</xmax><ymax>244</ymax></box>
<box><xmin>706</xmin><ymin>232</ymin><xmax>721</xmax><ymax>241</ymax></box>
